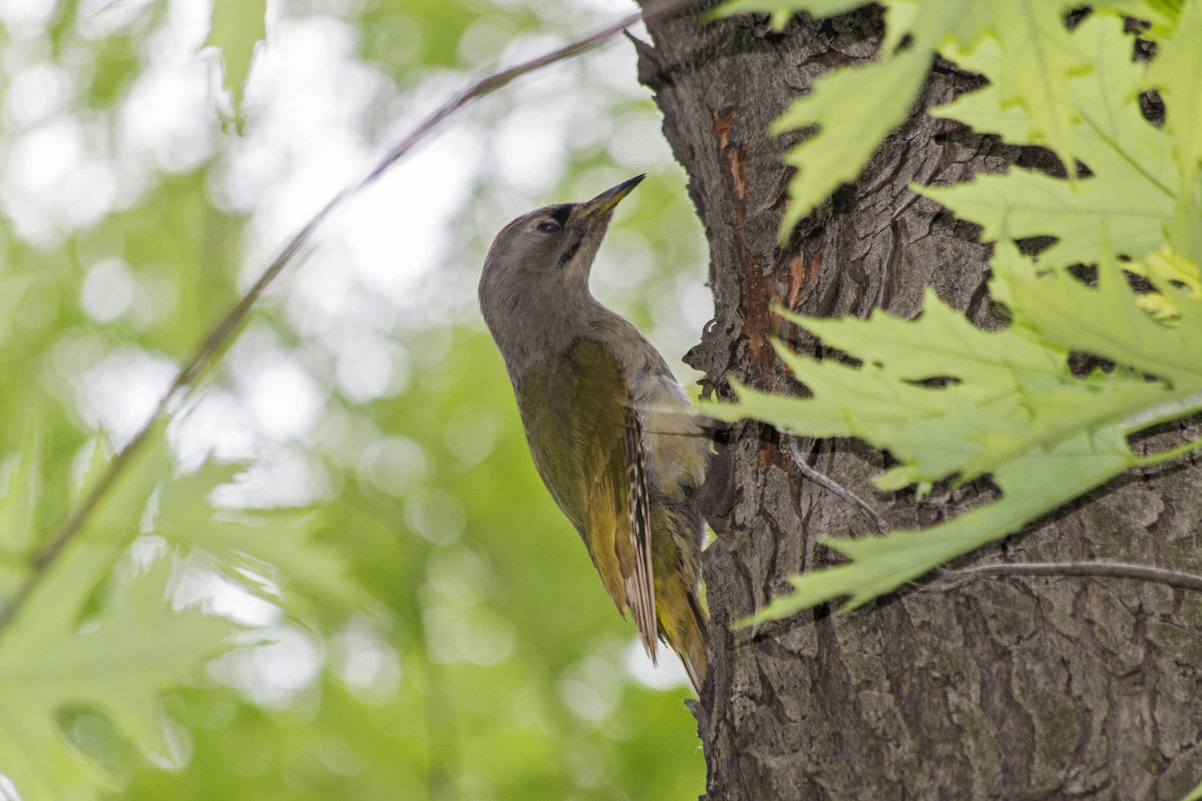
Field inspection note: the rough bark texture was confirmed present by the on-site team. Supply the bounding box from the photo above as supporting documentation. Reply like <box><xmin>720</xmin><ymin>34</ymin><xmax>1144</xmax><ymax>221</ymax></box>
<box><xmin>634</xmin><ymin>5</ymin><xmax>1202</xmax><ymax>799</ymax></box>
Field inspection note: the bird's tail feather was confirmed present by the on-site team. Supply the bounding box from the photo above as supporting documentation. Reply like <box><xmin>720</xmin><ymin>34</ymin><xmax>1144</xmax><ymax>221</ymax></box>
<box><xmin>672</xmin><ymin>590</ymin><xmax>709</xmax><ymax>694</ymax></box>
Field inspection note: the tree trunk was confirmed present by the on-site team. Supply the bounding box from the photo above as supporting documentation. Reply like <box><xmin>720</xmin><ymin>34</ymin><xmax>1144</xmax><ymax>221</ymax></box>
<box><xmin>634</xmin><ymin>5</ymin><xmax>1202</xmax><ymax>799</ymax></box>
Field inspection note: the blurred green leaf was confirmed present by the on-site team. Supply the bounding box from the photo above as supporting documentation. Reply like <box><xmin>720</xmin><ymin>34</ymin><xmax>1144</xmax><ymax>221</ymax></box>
<box><xmin>0</xmin><ymin>426</ymin><xmax>242</xmax><ymax>800</ymax></box>
<box><xmin>0</xmin><ymin>425</ymin><xmax>40</xmax><ymax>562</ymax></box>
<box><xmin>0</xmin><ymin>272</ymin><xmax>34</xmax><ymax>342</ymax></box>
<box><xmin>205</xmin><ymin>0</ymin><xmax>267</xmax><ymax>125</ymax></box>
<box><xmin>0</xmin><ymin>2</ymin><xmax>710</xmax><ymax>798</ymax></box>
<box><xmin>156</xmin><ymin>462</ymin><xmax>362</xmax><ymax>620</ymax></box>
<box><xmin>0</xmin><ymin>553</ymin><xmax>240</xmax><ymax>801</ymax></box>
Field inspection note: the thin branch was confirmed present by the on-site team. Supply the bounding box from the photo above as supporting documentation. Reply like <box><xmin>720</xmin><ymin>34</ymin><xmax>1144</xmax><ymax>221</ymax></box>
<box><xmin>357</xmin><ymin>0</ymin><xmax>699</xmax><ymax>189</ymax></box>
<box><xmin>786</xmin><ymin>441</ymin><xmax>890</xmax><ymax>534</ymax></box>
<box><xmin>939</xmin><ymin>560</ymin><xmax>1202</xmax><ymax>593</ymax></box>
<box><xmin>0</xmin><ymin>0</ymin><xmax>701</xmax><ymax>641</ymax></box>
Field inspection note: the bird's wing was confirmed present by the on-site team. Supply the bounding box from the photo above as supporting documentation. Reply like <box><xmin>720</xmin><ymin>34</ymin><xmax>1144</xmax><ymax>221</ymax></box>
<box><xmin>619</xmin><ymin>400</ymin><xmax>657</xmax><ymax>661</ymax></box>
<box><xmin>516</xmin><ymin>339</ymin><xmax>657</xmax><ymax>659</ymax></box>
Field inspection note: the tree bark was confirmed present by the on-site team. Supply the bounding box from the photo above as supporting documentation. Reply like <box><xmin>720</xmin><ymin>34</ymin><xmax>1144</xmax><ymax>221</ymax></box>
<box><xmin>634</xmin><ymin>4</ymin><xmax>1202</xmax><ymax>799</ymax></box>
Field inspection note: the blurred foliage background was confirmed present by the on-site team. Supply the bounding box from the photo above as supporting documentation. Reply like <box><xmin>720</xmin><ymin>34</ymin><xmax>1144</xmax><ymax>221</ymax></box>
<box><xmin>0</xmin><ymin>0</ymin><xmax>710</xmax><ymax>798</ymax></box>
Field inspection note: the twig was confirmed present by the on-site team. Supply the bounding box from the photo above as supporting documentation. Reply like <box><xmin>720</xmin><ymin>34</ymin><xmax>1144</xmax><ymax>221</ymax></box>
<box><xmin>939</xmin><ymin>560</ymin><xmax>1202</xmax><ymax>593</ymax></box>
<box><xmin>786</xmin><ymin>441</ymin><xmax>890</xmax><ymax>534</ymax></box>
<box><xmin>0</xmin><ymin>0</ymin><xmax>702</xmax><ymax>641</ymax></box>
<box><xmin>357</xmin><ymin>0</ymin><xmax>699</xmax><ymax>189</ymax></box>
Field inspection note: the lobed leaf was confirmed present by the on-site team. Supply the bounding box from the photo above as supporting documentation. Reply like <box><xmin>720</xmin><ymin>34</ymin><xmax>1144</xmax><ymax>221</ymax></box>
<box><xmin>0</xmin><ymin>426</ymin><xmax>353</xmax><ymax>799</ymax></box>
<box><xmin>0</xmin><ymin>552</ymin><xmax>241</xmax><ymax>801</ymax></box>
<box><xmin>741</xmin><ymin>427</ymin><xmax>1131</xmax><ymax>620</ymax></box>
<box><xmin>1145</xmin><ymin>0</ymin><xmax>1202</xmax><ymax>177</ymax></box>
<box><xmin>993</xmin><ymin>241</ymin><xmax>1202</xmax><ymax>388</ymax></box>
<box><xmin>771</xmin><ymin>48</ymin><xmax>930</xmax><ymax>238</ymax></box>
<box><xmin>925</xmin><ymin>16</ymin><xmax>1177</xmax><ymax>268</ymax></box>
<box><xmin>709</xmin><ymin>237</ymin><xmax>1202</xmax><ymax>622</ymax></box>
<box><xmin>714</xmin><ymin>0</ymin><xmax>1097</xmax><ymax>239</ymax></box>
<box><xmin>156</xmin><ymin>462</ymin><xmax>362</xmax><ymax>618</ymax></box>
<box><xmin>977</xmin><ymin>0</ymin><xmax>1088</xmax><ymax>172</ymax></box>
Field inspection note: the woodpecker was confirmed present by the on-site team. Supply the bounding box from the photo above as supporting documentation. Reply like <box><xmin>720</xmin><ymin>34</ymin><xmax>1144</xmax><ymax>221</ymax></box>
<box><xmin>478</xmin><ymin>175</ymin><xmax>709</xmax><ymax>691</ymax></box>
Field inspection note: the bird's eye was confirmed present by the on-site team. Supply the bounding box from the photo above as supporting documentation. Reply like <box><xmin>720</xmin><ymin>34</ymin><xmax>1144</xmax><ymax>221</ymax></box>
<box><xmin>536</xmin><ymin>220</ymin><xmax>562</xmax><ymax>234</ymax></box>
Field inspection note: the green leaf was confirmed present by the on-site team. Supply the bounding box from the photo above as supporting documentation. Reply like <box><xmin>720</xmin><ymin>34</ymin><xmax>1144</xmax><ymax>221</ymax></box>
<box><xmin>771</xmin><ymin>47</ymin><xmax>930</xmax><ymax>239</ymax></box>
<box><xmin>0</xmin><ymin>554</ymin><xmax>240</xmax><ymax>801</ymax></box>
<box><xmin>1167</xmin><ymin>171</ymin><xmax>1202</xmax><ymax>266</ymax></box>
<box><xmin>716</xmin><ymin>0</ymin><xmax>1096</xmax><ymax>240</ymax></box>
<box><xmin>1131</xmin><ymin>245</ymin><xmax>1202</xmax><ymax>299</ymax></box>
<box><xmin>0</xmin><ymin>424</ymin><xmax>170</xmax><ymax>619</ymax></box>
<box><xmin>969</xmin><ymin>0</ymin><xmax>1088</xmax><ymax>172</ymax></box>
<box><xmin>1089</xmin><ymin>0</ymin><xmax>1180</xmax><ymax>38</ymax></box>
<box><xmin>919</xmin><ymin>167</ymin><xmax>1174</xmax><ymax>269</ymax></box>
<box><xmin>79</xmin><ymin>427</ymin><xmax>172</xmax><ymax>546</ymax></box>
<box><xmin>0</xmin><ymin>425</ymin><xmax>40</xmax><ymax>560</ymax></box>
<box><xmin>204</xmin><ymin>0</ymin><xmax>267</xmax><ymax>125</ymax></box>
<box><xmin>0</xmin><ymin>429</ymin><xmax>39</xmax><ymax>601</ymax></box>
<box><xmin>0</xmin><ymin>424</ymin><xmax>206</xmax><ymax>800</ymax></box>
<box><xmin>0</xmin><ymin>272</ymin><xmax>33</xmax><ymax>342</ymax></box>
<box><xmin>1145</xmin><ymin>0</ymin><xmax>1202</xmax><ymax>177</ymax></box>
<box><xmin>0</xmin><ymin>425</ymin><xmax>352</xmax><ymax>799</ymax></box>
<box><xmin>993</xmin><ymin>241</ymin><xmax>1202</xmax><ymax>388</ymax></box>
<box><xmin>155</xmin><ymin>462</ymin><xmax>361</xmax><ymax>619</ymax></box>
<box><xmin>924</xmin><ymin>16</ymin><xmax>1176</xmax><ymax>268</ymax></box>
<box><xmin>740</xmin><ymin>427</ymin><xmax>1130</xmax><ymax>620</ymax></box>
<box><xmin>708</xmin><ymin>238</ymin><xmax>1202</xmax><ymax>621</ymax></box>
<box><xmin>781</xmin><ymin>287</ymin><xmax>1064</xmax><ymax>383</ymax></box>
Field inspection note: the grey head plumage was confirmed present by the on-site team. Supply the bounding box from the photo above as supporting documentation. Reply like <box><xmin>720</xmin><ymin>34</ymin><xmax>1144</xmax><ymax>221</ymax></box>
<box><xmin>478</xmin><ymin>175</ymin><xmax>645</xmax><ymax>375</ymax></box>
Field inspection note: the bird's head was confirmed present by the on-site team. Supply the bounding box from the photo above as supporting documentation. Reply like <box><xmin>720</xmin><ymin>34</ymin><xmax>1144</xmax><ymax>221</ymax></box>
<box><xmin>479</xmin><ymin>174</ymin><xmax>644</xmax><ymax>313</ymax></box>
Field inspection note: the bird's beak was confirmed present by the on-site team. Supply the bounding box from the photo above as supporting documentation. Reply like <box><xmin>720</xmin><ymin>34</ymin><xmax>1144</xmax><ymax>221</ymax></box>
<box><xmin>579</xmin><ymin>174</ymin><xmax>645</xmax><ymax>220</ymax></box>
